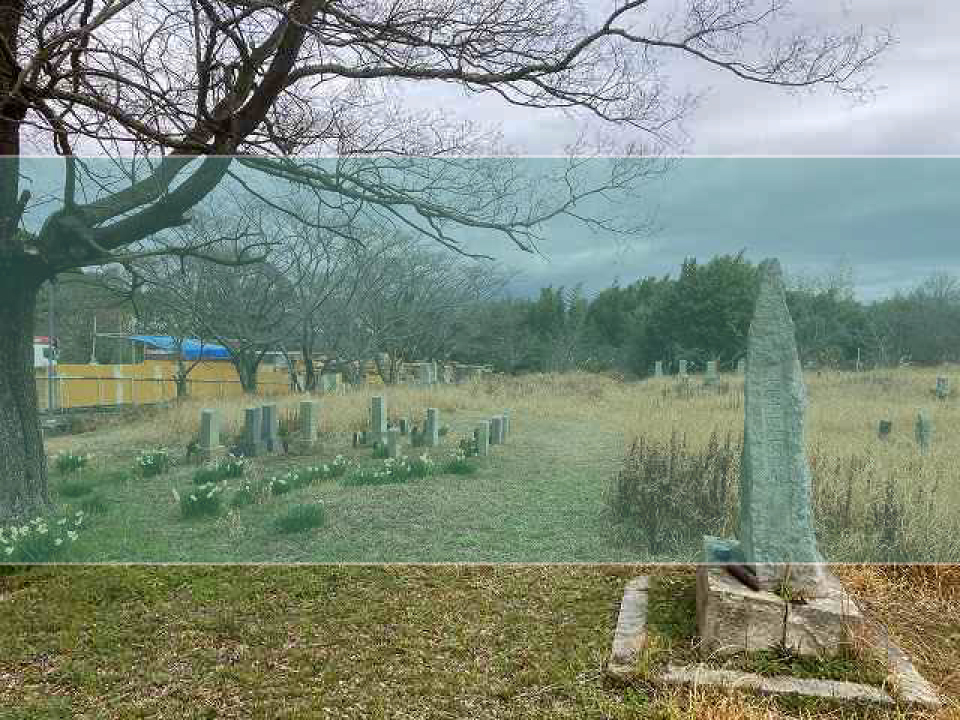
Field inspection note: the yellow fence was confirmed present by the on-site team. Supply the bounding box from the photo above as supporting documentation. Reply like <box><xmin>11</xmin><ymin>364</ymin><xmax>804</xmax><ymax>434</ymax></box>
<box><xmin>36</xmin><ymin>359</ymin><xmax>295</xmax><ymax>411</ymax></box>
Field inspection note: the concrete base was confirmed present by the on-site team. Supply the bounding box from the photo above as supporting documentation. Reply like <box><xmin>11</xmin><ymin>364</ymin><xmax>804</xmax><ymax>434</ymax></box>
<box><xmin>607</xmin><ymin>575</ymin><xmax>942</xmax><ymax>711</ymax></box>
<box><xmin>697</xmin><ymin>566</ymin><xmax>865</xmax><ymax>657</ymax></box>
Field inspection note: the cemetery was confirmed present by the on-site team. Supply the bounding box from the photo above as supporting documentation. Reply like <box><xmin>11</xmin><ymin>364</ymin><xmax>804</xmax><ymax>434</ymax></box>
<box><xmin>2</xmin><ymin>258</ymin><xmax>957</xmax><ymax>716</ymax></box>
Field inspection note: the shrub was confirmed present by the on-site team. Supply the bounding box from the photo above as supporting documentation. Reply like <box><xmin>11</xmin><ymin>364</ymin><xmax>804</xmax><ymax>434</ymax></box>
<box><xmin>408</xmin><ymin>454</ymin><xmax>435</xmax><ymax>479</ymax></box>
<box><xmin>78</xmin><ymin>494</ymin><xmax>110</xmax><ymax>515</ymax></box>
<box><xmin>58</xmin><ymin>480</ymin><xmax>94</xmax><ymax>498</ymax></box>
<box><xmin>230</xmin><ymin>478</ymin><xmax>262</xmax><ymax>508</ymax></box>
<box><xmin>193</xmin><ymin>455</ymin><xmax>247</xmax><ymax>485</ymax></box>
<box><xmin>371</xmin><ymin>442</ymin><xmax>389</xmax><ymax>459</ymax></box>
<box><xmin>611</xmin><ymin>430</ymin><xmax>739</xmax><ymax>555</ymax></box>
<box><xmin>0</xmin><ymin>512</ymin><xmax>84</xmax><ymax>562</ymax></box>
<box><xmin>442</xmin><ymin>452</ymin><xmax>478</xmax><ymax>476</ymax></box>
<box><xmin>54</xmin><ymin>452</ymin><xmax>91</xmax><ymax>474</ymax></box>
<box><xmin>457</xmin><ymin>436</ymin><xmax>479</xmax><ymax>458</ymax></box>
<box><xmin>274</xmin><ymin>503</ymin><xmax>326</xmax><ymax>534</ymax></box>
<box><xmin>175</xmin><ymin>483</ymin><xmax>223</xmax><ymax>519</ymax></box>
<box><xmin>268</xmin><ymin>474</ymin><xmax>296</xmax><ymax>496</ymax></box>
<box><xmin>135</xmin><ymin>449</ymin><xmax>173</xmax><ymax>478</ymax></box>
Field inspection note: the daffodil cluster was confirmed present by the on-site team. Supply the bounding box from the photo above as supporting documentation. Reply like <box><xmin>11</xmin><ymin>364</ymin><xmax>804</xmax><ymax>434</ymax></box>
<box><xmin>0</xmin><ymin>511</ymin><xmax>84</xmax><ymax>561</ymax></box>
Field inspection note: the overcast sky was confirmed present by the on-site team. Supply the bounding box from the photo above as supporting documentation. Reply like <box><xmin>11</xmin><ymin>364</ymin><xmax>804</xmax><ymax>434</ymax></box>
<box><xmin>414</xmin><ymin>1</ymin><xmax>960</xmax><ymax>301</ymax></box>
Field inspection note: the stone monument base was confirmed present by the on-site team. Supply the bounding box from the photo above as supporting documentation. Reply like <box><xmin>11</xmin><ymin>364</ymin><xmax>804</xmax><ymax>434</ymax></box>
<box><xmin>698</xmin><ymin>538</ymin><xmax>865</xmax><ymax>658</ymax></box>
<box><xmin>198</xmin><ymin>445</ymin><xmax>226</xmax><ymax>464</ymax></box>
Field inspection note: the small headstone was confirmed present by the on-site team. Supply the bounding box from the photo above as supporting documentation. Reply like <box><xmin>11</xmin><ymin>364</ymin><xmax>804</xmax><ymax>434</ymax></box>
<box><xmin>371</xmin><ymin>396</ymin><xmax>387</xmax><ymax>442</ymax></box>
<box><xmin>399</xmin><ymin>417</ymin><xmax>409</xmax><ymax>435</ymax></box>
<box><xmin>678</xmin><ymin>359</ymin><xmax>688</xmax><ymax>377</ymax></box>
<box><xmin>352</xmin><ymin>431</ymin><xmax>360</xmax><ymax>448</ymax></box>
<box><xmin>199</xmin><ymin>409</ymin><xmax>224</xmax><ymax>462</ymax></box>
<box><xmin>261</xmin><ymin>403</ymin><xmax>280</xmax><ymax>453</ymax></box>
<box><xmin>878</xmin><ymin>420</ymin><xmax>892</xmax><ymax>439</ymax></box>
<box><xmin>425</xmin><ymin>408</ymin><xmax>439</xmax><ymax>447</ymax></box>
<box><xmin>490</xmin><ymin>416</ymin><xmax>505</xmax><ymax>445</ymax></box>
<box><xmin>935</xmin><ymin>377</ymin><xmax>949</xmax><ymax>400</ymax></box>
<box><xmin>501</xmin><ymin>410</ymin><xmax>511</xmax><ymax>442</ymax></box>
<box><xmin>475</xmin><ymin>421</ymin><xmax>490</xmax><ymax>457</ymax></box>
<box><xmin>705</xmin><ymin>360</ymin><xmax>718</xmax><ymax>385</ymax></box>
<box><xmin>654</xmin><ymin>361</ymin><xmax>663</xmax><ymax>378</ymax></box>
<box><xmin>293</xmin><ymin>400</ymin><xmax>319</xmax><ymax>453</ymax></box>
<box><xmin>243</xmin><ymin>407</ymin><xmax>263</xmax><ymax>457</ymax></box>
<box><xmin>916</xmin><ymin>410</ymin><xmax>932</xmax><ymax>452</ymax></box>
<box><xmin>386</xmin><ymin>428</ymin><xmax>401</xmax><ymax>459</ymax></box>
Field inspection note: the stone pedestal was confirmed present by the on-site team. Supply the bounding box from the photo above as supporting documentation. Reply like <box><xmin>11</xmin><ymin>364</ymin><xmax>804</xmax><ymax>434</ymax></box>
<box><xmin>291</xmin><ymin>400</ymin><xmax>320</xmax><ymax>454</ymax></box>
<box><xmin>425</xmin><ymin>408</ymin><xmax>439</xmax><ymax>447</ymax></box>
<box><xmin>697</xmin><ymin>540</ymin><xmax>864</xmax><ymax>658</ymax></box>
<box><xmin>199</xmin><ymin>409</ymin><xmax>226</xmax><ymax>463</ymax></box>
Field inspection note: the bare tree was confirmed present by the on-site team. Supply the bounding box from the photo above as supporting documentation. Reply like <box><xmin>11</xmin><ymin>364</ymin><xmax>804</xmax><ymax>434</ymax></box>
<box><xmin>0</xmin><ymin>0</ymin><xmax>889</xmax><ymax>518</ymax></box>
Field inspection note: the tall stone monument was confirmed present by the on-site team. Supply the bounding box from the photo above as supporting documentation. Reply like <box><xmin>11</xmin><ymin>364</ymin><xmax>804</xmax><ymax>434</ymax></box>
<box><xmin>698</xmin><ymin>259</ymin><xmax>858</xmax><ymax>658</ymax></box>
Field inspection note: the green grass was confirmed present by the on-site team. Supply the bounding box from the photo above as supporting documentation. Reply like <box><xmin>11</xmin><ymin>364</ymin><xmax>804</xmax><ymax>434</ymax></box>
<box><xmin>274</xmin><ymin>503</ymin><xmax>326</xmax><ymax>533</ymax></box>
<box><xmin>56</xmin><ymin>480</ymin><xmax>94</xmax><ymax>498</ymax></box>
<box><xmin>0</xmin><ymin>566</ymin><xmax>926</xmax><ymax>720</ymax></box>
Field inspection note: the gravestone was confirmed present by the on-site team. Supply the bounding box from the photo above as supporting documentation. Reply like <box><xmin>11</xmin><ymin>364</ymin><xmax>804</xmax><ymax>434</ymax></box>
<box><xmin>475</xmin><ymin>421</ymin><xmax>490</xmax><ymax>457</ymax></box>
<box><xmin>371</xmin><ymin>396</ymin><xmax>387</xmax><ymax>442</ymax></box>
<box><xmin>261</xmin><ymin>403</ymin><xmax>281</xmax><ymax>453</ymax></box>
<box><xmin>243</xmin><ymin>407</ymin><xmax>264</xmax><ymax>457</ymax></box>
<box><xmin>501</xmin><ymin>410</ymin><xmax>511</xmax><ymax>442</ymax></box>
<box><xmin>293</xmin><ymin>400</ymin><xmax>319</xmax><ymax>453</ymax></box>
<box><xmin>878</xmin><ymin>420</ymin><xmax>892</xmax><ymax>439</ymax></box>
<box><xmin>705</xmin><ymin>360</ymin><xmax>718</xmax><ymax>385</ymax></box>
<box><xmin>425</xmin><ymin>408</ymin><xmax>439</xmax><ymax>447</ymax></box>
<box><xmin>319</xmin><ymin>373</ymin><xmax>338</xmax><ymax>394</ymax></box>
<box><xmin>418</xmin><ymin>365</ymin><xmax>431</xmax><ymax>385</ymax></box>
<box><xmin>386</xmin><ymin>428</ymin><xmax>401</xmax><ymax>459</ymax></box>
<box><xmin>490</xmin><ymin>416</ymin><xmax>504</xmax><ymax>445</ymax></box>
<box><xmin>199</xmin><ymin>409</ymin><xmax>224</xmax><ymax>462</ymax></box>
<box><xmin>699</xmin><ymin>258</ymin><xmax>856</xmax><ymax>658</ymax></box>
<box><xmin>936</xmin><ymin>377</ymin><xmax>949</xmax><ymax>400</ymax></box>
<box><xmin>678</xmin><ymin>359</ymin><xmax>688</xmax><ymax>377</ymax></box>
<box><xmin>916</xmin><ymin>410</ymin><xmax>932</xmax><ymax>452</ymax></box>
<box><xmin>399</xmin><ymin>417</ymin><xmax>409</xmax><ymax>435</ymax></box>
<box><xmin>654</xmin><ymin>361</ymin><xmax>663</xmax><ymax>378</ymax></box>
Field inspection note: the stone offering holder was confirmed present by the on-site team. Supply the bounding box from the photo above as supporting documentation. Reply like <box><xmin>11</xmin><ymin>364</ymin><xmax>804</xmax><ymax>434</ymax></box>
<box><xmin>606</xmin><ymin>260</ymin><xmax>941</xmax><ymax>711</ymax></box>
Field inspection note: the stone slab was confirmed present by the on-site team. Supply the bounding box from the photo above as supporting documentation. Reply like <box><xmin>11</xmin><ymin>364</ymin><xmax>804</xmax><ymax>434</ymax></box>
<box><xmin>608</xmin><ymin>575</ymin><xmax>941</xmax><ymax>710</ymax></box>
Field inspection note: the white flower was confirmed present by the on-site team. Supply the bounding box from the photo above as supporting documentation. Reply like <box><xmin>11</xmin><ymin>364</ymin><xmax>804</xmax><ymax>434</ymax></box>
<box><xmin>57</xmin><ymin>518</ymin><xmax>67</xmax><ymax>526</ymax></box>
<box><xmin>4</xmin><ymin>547</ymin><xmax>13</xmax><ymax>555</ymax></box>
<box><xmin>172</xmin><ymin>489</ymin><xmax>181</xmax><ymax>502</ymax></box>
<box><xmin>189</xmin><ymin>495</ymin><xmax>197</xmax><ymax>502</ymax></box>
<box><xmin>54</xmin><ymin>538</ymin><xmax>63</xmax><ymax>546</ymax></box>
<box><xmin>67</xmin><ymin>530</ymin><xmax>78</xmax><ymax>542</ymax></box>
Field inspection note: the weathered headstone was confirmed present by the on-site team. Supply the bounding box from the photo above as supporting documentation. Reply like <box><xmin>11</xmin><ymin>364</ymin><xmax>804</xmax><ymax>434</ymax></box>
<box><xmin>737</xmin><ymin>259</ymin><xmax>825</xmax><ymax>592</ymax></box>
<box><xmin>199</xmin><ymin>409</ymin><xmax>224</xmax><ymax>462</ymax></box>
<box><xmin>654</xmin><ymin>361</ymin><xmax>663</xmax><ymax>378</ymax></box>
<box><xmin>916</xmin><ymin>410</ymin><xmax>932</xmax><ymax>452</ymax></box>
<box><xmin>475</xmin><ymin>421</ymin><xmax>490</xmax><ymax>457</ymax></box>
<box><xmin>878</xmin><ymin>420</ymin><xmax>892</xmax><ymax>439</ymax></box>
<box><xmin>386</xmin><ymin>428</ymin><xmax>401</xmax><ymax>459</ymax></box>
<box><xmin>418</xmin><ymin>365</ymin><xmax>431</xmax><ymax>385</ymax></box>
<box><xmin>501</xmin><ymin>410</ymin><xmax>511</xmax><ymax>442</ymax></box>
<box><xmin>261</xmin><ymin>403</ymin><xmax>281</xmax><ymax>453</ymax></box>
<box><xmin>705</xmin><ymin>360</ymin><xmax>718</xmax><ymax>385</ymax></box>
<box><xmin>490</xmin><ymin>416</ymin><xmax>504</xmax><ymax>445</ymax></box>
<box><xmin>293</xmin><ymin>400</ymin><xmax>319</xmax><ymax>453</ymax></box>
<box><xmin>678</xmin><ymin>359</ymin><xmax>688</xmax><ymax>377</ymax></box>
<box><xmin>935</xmin><ymin>377</ymin><xmax>949</xmax><ymax>400</ymax></box>
<box><xmin>243</xmin><ymin>407</ymin><xmax>264</xmax><ymax>457</ymax></box>
<box><xmin>399</xmin><ymin>417</ymin><xmax>409</xmax><ymax>435</ymax></box>
<box><xmin>425</xmin><ymin>408</ymin><xmax>439</xmax><ymax>447</ymax></box>
<box><xmin>370</xmin><ymin>396</ymin><xmax>387</xmax><ymax>442</ymax></box>
<box><xmin>699</xmin><ymin>259</ymin><xmax>856</xmax><ymax>660</ymax></box>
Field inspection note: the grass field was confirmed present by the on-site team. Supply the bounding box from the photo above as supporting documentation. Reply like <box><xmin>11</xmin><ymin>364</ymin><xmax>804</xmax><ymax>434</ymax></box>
<box><xmin>2</xmin><ymin>369</ymin><xmax>959</xmax><ymax>717</ymax></box>
<box><xmin>27</xmin><ymin>368</ymin><xmax>960</xmax><ymax>563</ymax></box>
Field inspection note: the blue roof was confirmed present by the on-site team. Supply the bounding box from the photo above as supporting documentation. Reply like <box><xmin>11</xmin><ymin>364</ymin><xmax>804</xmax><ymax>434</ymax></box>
<box><xmin>129</xmin><ymin>335</ymin><xmax>231</xmax><ymax>360</ymax></box>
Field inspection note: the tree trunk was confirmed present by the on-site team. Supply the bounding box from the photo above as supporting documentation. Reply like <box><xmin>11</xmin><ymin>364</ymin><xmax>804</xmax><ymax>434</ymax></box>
<box><xmin>303</xmin><ymin>351</ymin><xmax>317</xmax><ymax>393</ymax></box>
<box><xmin>233</xmin><ymin>355</ymin><xmax>260</xmax><ymax>394</ymax></box>
<box><xmin>0</xmin><ymin>274</ymin><xmax>51</xmax><ymax>522</ymax></box>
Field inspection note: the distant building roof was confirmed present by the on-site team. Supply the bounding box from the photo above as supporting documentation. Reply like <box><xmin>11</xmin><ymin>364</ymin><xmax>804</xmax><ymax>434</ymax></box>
<box><xmin>129</xmin><ymin>335</ymin><xmax>231</xmax><ymax>360</ymax></box>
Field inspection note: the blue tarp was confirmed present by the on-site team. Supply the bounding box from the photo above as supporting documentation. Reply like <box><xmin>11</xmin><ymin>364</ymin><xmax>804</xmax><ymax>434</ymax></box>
<box><xmin>129</xmin><ymin>335</ymin><xmax>231</xmax><ymax>360</ymax></box>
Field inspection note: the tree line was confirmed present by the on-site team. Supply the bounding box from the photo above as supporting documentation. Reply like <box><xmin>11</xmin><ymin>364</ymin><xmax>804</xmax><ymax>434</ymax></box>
<box><xmin>451</xmin><ymin>253</ymin><xmax>960</xmax><ymax>375</ymax></box>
